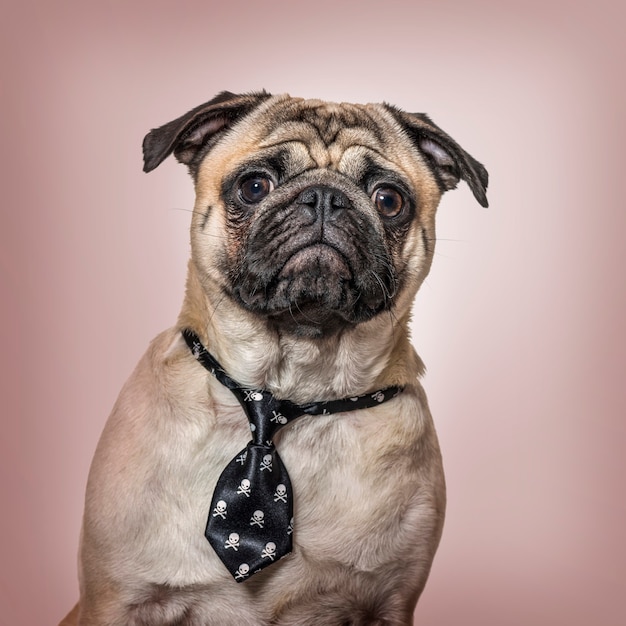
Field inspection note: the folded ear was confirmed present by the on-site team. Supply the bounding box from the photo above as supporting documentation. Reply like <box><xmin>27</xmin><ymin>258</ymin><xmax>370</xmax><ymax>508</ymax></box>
<box><xmin>142</xmin><ymin>90</ymin><xmax>272</xmax><ymax>173</ymax></box>
<box><xmin>391</xmin><ymin>108</ymin><xmax>489</xmax><ymax>207</ymax></box>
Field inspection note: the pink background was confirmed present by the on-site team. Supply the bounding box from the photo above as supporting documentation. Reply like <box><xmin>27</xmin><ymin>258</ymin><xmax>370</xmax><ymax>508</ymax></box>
<box><xmin>2</xmin><ymin>1</ymin><xmax>625</xmax><ymax>624</ymax></box>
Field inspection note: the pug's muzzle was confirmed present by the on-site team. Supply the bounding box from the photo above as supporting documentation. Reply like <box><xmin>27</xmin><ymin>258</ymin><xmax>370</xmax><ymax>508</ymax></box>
<box><xmin>224</xmin><ymin>172</ymin><xmax>397</xmax><ymax>336</ymax></box>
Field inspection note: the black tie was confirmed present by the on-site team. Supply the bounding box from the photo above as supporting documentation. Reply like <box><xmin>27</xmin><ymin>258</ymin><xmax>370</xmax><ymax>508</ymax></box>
<box><xmin>182</xmin><ymin>329</ymin><xmax>403</xmax><ymax>582</ymax></box>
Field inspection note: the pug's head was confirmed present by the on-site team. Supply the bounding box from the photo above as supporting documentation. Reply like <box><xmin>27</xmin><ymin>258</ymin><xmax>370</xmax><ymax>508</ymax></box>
<box><xmin>143</xmin><ymin>92</ymin><xmax>488</xmax><ymax>338</ymax></box>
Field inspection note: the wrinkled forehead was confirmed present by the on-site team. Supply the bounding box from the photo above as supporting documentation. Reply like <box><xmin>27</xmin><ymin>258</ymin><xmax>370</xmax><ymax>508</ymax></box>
<box><xmin>253</xmin><ymin>97</ymin><xmax>414</xmax><ymax>174</ymax></box>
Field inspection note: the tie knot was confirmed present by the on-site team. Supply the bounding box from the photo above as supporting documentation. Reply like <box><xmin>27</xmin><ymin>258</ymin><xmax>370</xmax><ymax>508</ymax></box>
<box><xmin>232</xmin><ymin>388</ymin><xmax>302</xmax><ymax>445</ymax></box>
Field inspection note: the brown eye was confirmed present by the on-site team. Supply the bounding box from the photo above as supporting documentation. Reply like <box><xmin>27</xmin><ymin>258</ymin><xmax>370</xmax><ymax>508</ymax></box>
<box><xmin>372</xmin><ymin>187</ymin><xmax>404</xmax><ymax>218</ymax></box>
<box><xmin>239</xmin><ymin>176</ymin><xmax>274</xmax><ymax>204</ymax></box>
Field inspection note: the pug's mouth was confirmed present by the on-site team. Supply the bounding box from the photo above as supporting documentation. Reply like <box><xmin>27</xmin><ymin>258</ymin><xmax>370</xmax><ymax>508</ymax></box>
<box><xmin>232</xmin><ymin>242</ymin><xmax>395</xmax><ymax>337</ymax></box>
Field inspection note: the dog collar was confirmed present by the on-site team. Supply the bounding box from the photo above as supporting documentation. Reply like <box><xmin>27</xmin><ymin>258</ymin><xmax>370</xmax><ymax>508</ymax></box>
<box><xmin>181</xmin><ymin>328</ymin><xmax>403</xmax><ymax>581</ymax></box>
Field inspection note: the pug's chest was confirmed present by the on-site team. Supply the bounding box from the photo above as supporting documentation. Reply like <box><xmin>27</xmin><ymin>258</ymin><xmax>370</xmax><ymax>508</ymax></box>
<box><xmin>146</xmin><ymin>403</ymin><xmax>426</xmax><ymax>587</ymax></box>
<box><xmin>274</xmin><ymin>416</ymin><xmax>422</xmax><ymax>570</ymax></box>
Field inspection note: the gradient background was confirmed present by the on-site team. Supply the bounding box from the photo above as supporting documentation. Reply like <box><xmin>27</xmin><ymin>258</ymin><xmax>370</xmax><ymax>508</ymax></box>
<box><xmin>2</xmin><ymin>0</ymin><xmax>625</xmax><ymax>624</ymax></box>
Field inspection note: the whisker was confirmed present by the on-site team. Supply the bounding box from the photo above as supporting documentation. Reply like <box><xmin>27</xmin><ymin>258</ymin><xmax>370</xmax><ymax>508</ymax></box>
<box><xmin>368</xmin><ymin>269</ymin><xmax>392</xmax><ymax>304</ymax></box>
<box><xmin>424</xmin><ymin>237</ymin><xmax>469</xmax><ymax>243</ymax></box>
<box><xmin>167</xmin><ymin>207</ymin><xmax>226</xmax><ymax>239</ymax></box>
<box><xmin>208</xmin><ymin>292</ymin><xmax>229</xmax><ymax>326</ymax></box>
<box><xmin>167</xmin><ymin>207</ymin><xmax>198</xmax><ymax>215</ymax></box>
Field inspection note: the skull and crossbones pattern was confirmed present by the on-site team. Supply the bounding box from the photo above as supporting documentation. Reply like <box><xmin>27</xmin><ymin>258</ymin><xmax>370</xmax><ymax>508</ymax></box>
<box><xmin>260</xmin><ymin>454</ymin><xmax>273</xmax><ymax>472</ymax></box>
<box><xmin>237</xmin><ymin>478</ymin><xmax>251</xmax><ymax>497</ymax></box>
<box><xmin>261</xmin><ymin>542</ymin><xmax>277</xmax><ymax>561</ymax></box>
<box><xmin>250</xmin><ymin>510</ymin><xmax>265</xmax><ymax>528</ymax></box>
<box><xmin>224</xmin><ymin>533</ymin><xmax>240</xmax><ymax>551</ymax></box>
<box><xmin>273</xmin><ymin>483</ymin><xmax>287</xmax><ymax>503</ymax></box>
<box><xmin>270</xmin><ymin>410</ymin><xmax>287</xmax><ymax>425</ymax></box>
<box><xmin>212</xmin><ymin>500</ymin><xmax>227</xmax><ymax>519</ymax></box>
<box><xmin>234</xmin><ymin>563</ymin><xmax>250</xmax><ymax>580</ymax></box>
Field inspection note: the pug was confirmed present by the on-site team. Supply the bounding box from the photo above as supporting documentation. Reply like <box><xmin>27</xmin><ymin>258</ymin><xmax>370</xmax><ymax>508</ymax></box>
<box><xmin>61</xmin><ymin>91</ymin><xmax>488</xmax><ymax>626</ymax></box>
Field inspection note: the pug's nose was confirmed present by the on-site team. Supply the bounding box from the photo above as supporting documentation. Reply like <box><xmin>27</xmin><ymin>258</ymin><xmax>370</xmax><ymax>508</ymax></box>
<box><xmin>296</xmin><ymin>185</ymin><xmax>352</xmax><ymax>222</ymax></box>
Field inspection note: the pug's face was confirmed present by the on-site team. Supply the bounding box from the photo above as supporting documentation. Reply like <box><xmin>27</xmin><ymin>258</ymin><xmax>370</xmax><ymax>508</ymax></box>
<box><xmin>143</xmin><ymin>92</ymin><xmax>488</xmax><ymax>338</ymax></box>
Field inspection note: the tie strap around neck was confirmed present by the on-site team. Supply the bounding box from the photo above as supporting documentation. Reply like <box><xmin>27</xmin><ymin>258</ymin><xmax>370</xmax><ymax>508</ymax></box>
<box><xmin>181</xmin><ymin>328</ymin><xmax>403</xmax><ymax>421</ymax></box>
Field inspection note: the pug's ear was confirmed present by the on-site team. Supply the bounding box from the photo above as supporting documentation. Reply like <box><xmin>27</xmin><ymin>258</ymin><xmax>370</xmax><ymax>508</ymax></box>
<box><xmin>392</xmin><ymin>108</ymin><xmax>489</xmax><ymax>208</ymax></box>
<box><xmin>142</xmin><ymin>90</ymin><xmax>272</xmax><ymax>173</ymax></box>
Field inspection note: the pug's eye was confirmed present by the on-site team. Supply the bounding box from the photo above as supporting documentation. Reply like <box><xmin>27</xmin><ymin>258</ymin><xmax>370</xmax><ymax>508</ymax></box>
<box><xmin>372</xmin><ymin>187</ymin><xmax>404</xmax><ymax>218</ymax></box>
<box><xmin>239</xmin><ymin>176</ymin><xmax>274</xmax><ymax>204</ymax></box>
